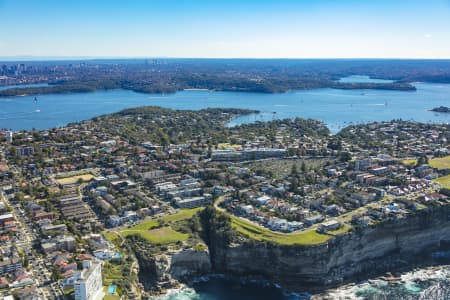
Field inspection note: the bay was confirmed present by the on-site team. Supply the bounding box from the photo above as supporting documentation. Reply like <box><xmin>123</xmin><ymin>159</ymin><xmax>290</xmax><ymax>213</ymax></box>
<box><xmin>0</xmin><ymin>82</ymin><xmax>449</xmax><ymax>133</ymax></box>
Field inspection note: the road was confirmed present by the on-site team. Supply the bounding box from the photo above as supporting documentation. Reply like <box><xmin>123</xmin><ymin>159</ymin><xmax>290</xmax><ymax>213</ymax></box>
<box><xmin>7</xmin><ymin>196</ymin><xmax>65</xmax><ymax>299</ymax></box>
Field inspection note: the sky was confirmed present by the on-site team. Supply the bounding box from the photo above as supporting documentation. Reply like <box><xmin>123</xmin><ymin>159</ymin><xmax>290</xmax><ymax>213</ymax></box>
<box><xmin>1</xmin><ymin>0</ymin><xmax>450</xmax><ymax>59</ymax></box>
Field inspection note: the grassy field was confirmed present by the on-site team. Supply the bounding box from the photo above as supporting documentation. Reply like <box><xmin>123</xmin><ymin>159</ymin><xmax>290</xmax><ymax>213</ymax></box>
<box><xmin>121</xmin><ymin>226</ymin><xmax>188</xmax><ymax>244</ymax></box>
<box><xmin>104</xmin><ymin>208</ymin><xmax>202</xmax><ymax>244</ymax></box>
<box><xmin>56</xmin><ymin>174</ymin><xmax>94</xmax><ymax>185</ymax></box>
<box><xmin>102</xmin><ymin>286</ymin><xmax>121</xmax><ymax>300</ymax></box>
<box><xmin>401</xmin><ymin>159</ymin><xmax>417</xmax><ymax>166</ymax></box>
<box><xmin>434</xmin><ymin>174</ymin><xmax>450</xmax><ymax>189</ymax></box>
<box><xmin>103</xmin><ymin>294</ymin><xmax>120</xmax><ymax>300</ymax></box>
<box><xmin>161</xmin><ymin>207</ymin><xmax>203</xmax><ymax>222</ymax></box>
<box><xmin>126</xmin><ymin>219</ymin><xmax>160</xmax><ymax>231</ymax></box>
<box><xmin>429</xmin><ymin>156</ymin><xmax>450</xmax><ymax>170</ymax></box>
<box><xmin>230</xmin><ymin>215</ymin><xmax>351</xmax><ymax>245</ymax></box>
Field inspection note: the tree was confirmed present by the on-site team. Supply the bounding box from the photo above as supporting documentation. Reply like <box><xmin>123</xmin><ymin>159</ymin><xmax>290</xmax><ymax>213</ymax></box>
<box><xmin>199</xmin><ymin>206</ymin><xmax>233</xmax><ymax>259</ymax></box>
<box><xmin>416</xmin><ymin>155</ymin><xmax>429</xmax><ymax>166</ymax></box>
<box><xmin>301</xmin><ymin>161</ymin><xmax>307</xmax><ymax>173</ymax></box>
<box><xmin>290</xmin><ymin>164</ymin><xmax>298</xmax><ymax>177</ymax></box>
<box><xmin>339</xmin><ymin>151</ymin><xmax>352</xmax><ymax>162</ymax></box>
<box><xmin>290</xmin><ymin>177</ymin><xmax>299</xmax><ymax>193</ymax></box>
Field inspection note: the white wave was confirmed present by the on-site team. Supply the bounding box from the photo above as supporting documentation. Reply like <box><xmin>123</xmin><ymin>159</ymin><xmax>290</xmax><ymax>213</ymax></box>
<box><xmin>149</xmin><ymin>286</ymin><xmax>199</xmax><ymax>300</ymax></box>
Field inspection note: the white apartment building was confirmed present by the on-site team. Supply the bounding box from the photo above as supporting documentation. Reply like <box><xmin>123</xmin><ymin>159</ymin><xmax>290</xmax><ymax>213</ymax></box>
<box><xmin>74</xmin><ymin>260</ymin><xmax>104</xmax><ymax>300</ymax></box>
<box><xmin>5</xmin><ymin>131</ymin><xmax>12</xmax><ymax>143</ymax></box>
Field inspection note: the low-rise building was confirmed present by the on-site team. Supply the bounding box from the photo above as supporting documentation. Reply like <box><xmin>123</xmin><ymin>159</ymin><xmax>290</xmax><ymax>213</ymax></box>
<box><xmin>317</xmin><ymin>220</ymin><xmax>341</xmax><ymax>233</ymax></box>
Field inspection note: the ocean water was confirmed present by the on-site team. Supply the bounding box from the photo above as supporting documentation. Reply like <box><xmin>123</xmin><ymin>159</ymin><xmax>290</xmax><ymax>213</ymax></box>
<box><xmin>0</xmin><ymin>80</ymin><xmax>449</xmax><ymax>133</ymax></box>
<box><xmin>151</xmin><ymin>278</ymin><xmax>306</xmax><ymax>300</ymax></box>
<box><xmin>321</xmin><ymin>265</ymin><xmax>450</xmax><ymax>300</ymax></box>
<box><xmin>150</xmin><ymin>266</ymin><xmax>450</xmax><ymax>300</ymax></box>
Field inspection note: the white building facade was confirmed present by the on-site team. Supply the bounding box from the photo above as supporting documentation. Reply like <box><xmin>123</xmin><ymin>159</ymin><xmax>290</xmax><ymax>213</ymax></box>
<box><xmin>74</xmin><ymin>260</ymin><xmax>104</xmax><ymax>300</ymax></box>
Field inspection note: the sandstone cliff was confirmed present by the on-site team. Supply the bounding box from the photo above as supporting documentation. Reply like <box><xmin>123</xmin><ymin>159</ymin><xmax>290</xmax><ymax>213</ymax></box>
<box><xmin>208</xmin><ymin>204</ymin><xmax>450</xmax><ymax>291</ymax></box>
<box><xmin>134</xmin><ymin>246</ymin><xmax>211</xmax><ymax>293</ymax></box>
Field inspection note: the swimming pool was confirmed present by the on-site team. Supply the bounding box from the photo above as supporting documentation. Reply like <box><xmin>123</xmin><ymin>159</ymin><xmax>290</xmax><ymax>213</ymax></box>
<box><xmin>108</xmin><ymin>285</ymin><xmax>116</xmax><ymax>294</ymax></box>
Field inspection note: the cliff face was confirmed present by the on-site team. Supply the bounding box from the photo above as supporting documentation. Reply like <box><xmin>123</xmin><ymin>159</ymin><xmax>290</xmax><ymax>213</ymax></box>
<box><xmin>134</xmin><ymin>247</ymin><xmax>211</xmax><ymax>292</ymax></box>
<box><xmin>170</xmin><ymin>249</ymin><xmax>212</xmax><ymax>280</ymax></box>
<box><xmin>209</xmin><ymin>205</ymin><xmax>450</xmax><ymax>291</ymax></box>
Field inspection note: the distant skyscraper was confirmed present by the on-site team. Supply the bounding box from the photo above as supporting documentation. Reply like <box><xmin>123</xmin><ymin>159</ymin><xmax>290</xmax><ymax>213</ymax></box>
<box><xmin>5</xmin><ymin>131</ymin><xmax>12</xmax><ymax>143</ymax></box>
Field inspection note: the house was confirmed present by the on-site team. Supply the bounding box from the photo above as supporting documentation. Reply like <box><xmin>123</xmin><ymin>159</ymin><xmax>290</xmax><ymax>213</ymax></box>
<box><xmin>317</xmin><ymin>220</ymin><xmax>341</xmax><ymax>233</ymax></box>
<box><xmin>239</xmin><ymin>205</ymin><xmax>254</xmax><ymax>216</ymax></box>
<box><xmin>254</xmin><ymin>195</ymin><xmax>271</xmax><ymax>206</ymax></box>
<box><xmin>304</xmin><ymin>214</ymin><xmax>324</xmax><ymax>226</ymax></box>
<box><xmin>0</xmin><ymin>277</ymin><xmax>9</xmax><ymax>288</ymax></box>
<box><xmin>268</xmin><ymin>218</ymin><xmax>288</xmax><ymax>232</ymax></box>
<box><xmin>384</xmin><ymin>203</ymin><xmax>400</xmax><ymax>213</ymax></box>
<box><xmin>107</xmin><ymin>215</ymin><xmax>121</xmax><ymax>227</ymax></box>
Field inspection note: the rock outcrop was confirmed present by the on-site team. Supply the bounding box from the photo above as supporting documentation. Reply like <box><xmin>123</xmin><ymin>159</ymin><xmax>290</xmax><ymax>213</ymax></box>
<box><xmin>134</xmin><ymin>246</ymin><xmax>211</xmax><ymax>292</ymax></box>
<box><xmin>170</xmin><ymin>249</ymin><xmax>212</xmax><ymax>280</ymax></box>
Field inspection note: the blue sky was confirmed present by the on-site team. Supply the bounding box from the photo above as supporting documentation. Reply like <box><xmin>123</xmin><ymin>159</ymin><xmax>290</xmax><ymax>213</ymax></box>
<box><xmin>1</xmin><ymin>0</ymin><xmax>450</xmax><ymax>58</ymax></box>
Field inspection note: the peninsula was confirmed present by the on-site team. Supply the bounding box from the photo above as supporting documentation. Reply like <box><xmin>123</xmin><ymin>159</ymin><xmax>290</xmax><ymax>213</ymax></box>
<box><xmin>4</xmin><ymin>59</ymin><xmax>450</xmax><ymax>97</ymax></box>
<box><xmin>431</xmin><ymin>106</ymin><xmax>450</xmax><ymax>113</ymax></box>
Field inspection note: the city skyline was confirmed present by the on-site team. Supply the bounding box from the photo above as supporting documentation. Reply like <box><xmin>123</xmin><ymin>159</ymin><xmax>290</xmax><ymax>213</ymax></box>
<box><xmin>1</xmin><ymin>0</ymin><xmax>450</xmax><ymax>59</ymax></box>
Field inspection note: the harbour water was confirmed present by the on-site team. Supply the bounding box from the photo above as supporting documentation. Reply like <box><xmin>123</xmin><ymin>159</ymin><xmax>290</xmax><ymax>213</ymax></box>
<box><xmin>0</xmin><ymin>79</ymin><xmax>449</xmax><ymax>133</ymax></box>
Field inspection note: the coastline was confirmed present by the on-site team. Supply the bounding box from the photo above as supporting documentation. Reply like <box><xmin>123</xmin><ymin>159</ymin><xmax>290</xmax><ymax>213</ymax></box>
<box><xmin>145</xmin><ymin>264</ymin><xmax>450</xmax><ymax>300</ymax></box>
<box><xmin>0</xmin><ymin>80</ymin><xmax>417</xmax><ymax>98</ymax></box>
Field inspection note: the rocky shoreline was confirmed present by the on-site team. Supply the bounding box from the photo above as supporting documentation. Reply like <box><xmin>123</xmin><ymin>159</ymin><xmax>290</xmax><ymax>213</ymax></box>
<box><xmin>132</xmin><ymin>203</ymin><xmax>450</xmax><ymax>298</ymax></box>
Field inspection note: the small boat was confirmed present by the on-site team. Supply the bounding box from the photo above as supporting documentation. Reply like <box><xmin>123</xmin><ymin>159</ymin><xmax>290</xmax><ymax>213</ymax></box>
<box><xmin>33</xmin><ymin>97</ymin><xmax>38</xmax><ymax>103</ymax></box>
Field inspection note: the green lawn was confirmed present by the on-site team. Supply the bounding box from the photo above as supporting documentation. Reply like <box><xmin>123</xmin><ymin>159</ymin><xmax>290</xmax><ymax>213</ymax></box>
<box><xmin>327</xmin><ymin>224</ymin><xmax>352</xmax><ymax>236</ymax></box>
<box><xmin>231</xmin><ymin>215</ymin><xmax>349</xmax><ymax>245</ymax></box>
<box><xmin>103</xmin><ymin>286</ymin><xmax>120</xmax><ymax>300</ymax></box>
<box><xmin>121</xmin><ymin>226</ymin><xmax>188</xmax><ymax>244</ymax></box>
<box><xmin>104</xmin><ymin>231</ymin><xmax>120</xmax><ymax>241</ymax></box>
<box><xmin>104</xmin><ymin>208</ymin><xmax>202</xmax><ymax>245</ymax></box>
<box><xmin>401</xmin><ymin>159</ymin><xmax>417</xmax><ymax>166</ymax></box>
<box><xmin>161</xmin><ymin>207</ymin><xmax>203</xmax><ymax>222</ymax></box>
<box><xmin>429</xmin><ymin>156</ymin><xmax>450</xmax><ymax>170</ymax></box>
<box><xmin>434</xmin><ymin>174</ymin><xmax>450</xmax><ymax>189</ymax></box>
<box><xmin>126</xmin><ymin>219</ymin><xmax>160</xmax><ymax>231</ymax></box>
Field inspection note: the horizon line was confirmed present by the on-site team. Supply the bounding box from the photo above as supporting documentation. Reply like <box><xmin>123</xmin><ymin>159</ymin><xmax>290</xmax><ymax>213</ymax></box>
<box><xmin>1</xmin><ymin>56</ymin><xmax>450</xmax><ymax>62</ymax></box>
